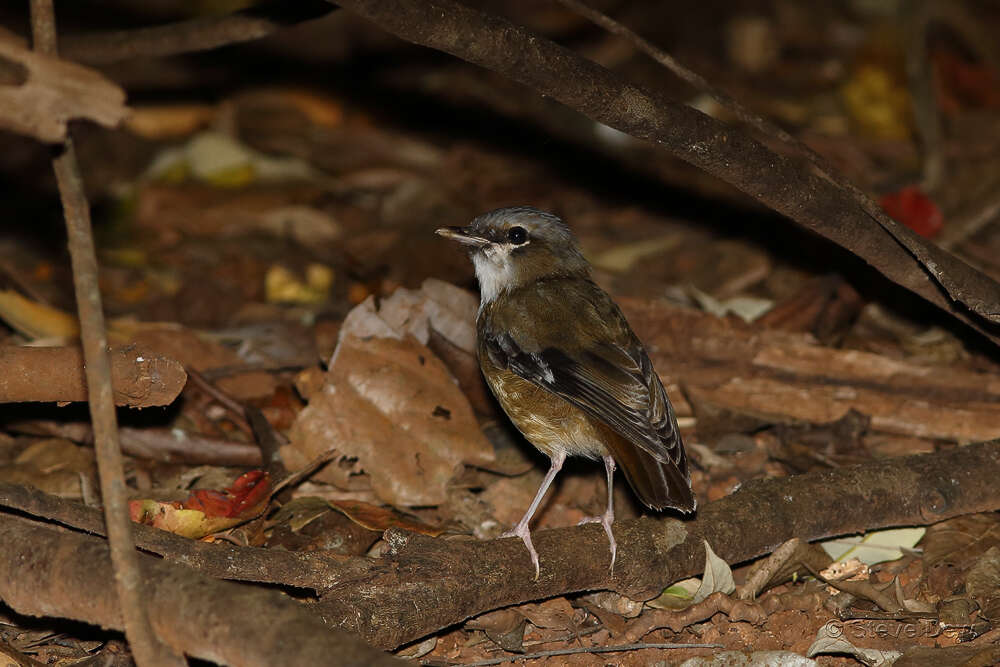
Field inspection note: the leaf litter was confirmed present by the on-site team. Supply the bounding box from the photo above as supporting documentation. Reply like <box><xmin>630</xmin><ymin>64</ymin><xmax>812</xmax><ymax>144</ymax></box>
<box><xmin>2</xmin><ymin>3</ymin><xmax>1000</xmax><ymax>663</ymax></box>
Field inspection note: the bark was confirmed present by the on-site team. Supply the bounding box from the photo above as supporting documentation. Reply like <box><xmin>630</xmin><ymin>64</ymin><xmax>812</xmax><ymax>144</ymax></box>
<box><xmin>0</xmin><ymin>345</ymin><xmax>186</xmax><ymax>408</ymax></box>
<box><xmin>315</xmin><ymin>440</ymin><xmax>1000</xmax><ymax>648</ymax></box>
<box><xmin>0</xmin><ymin>515</ymin><xmax>401</xmax><ymax>666</ymax></box>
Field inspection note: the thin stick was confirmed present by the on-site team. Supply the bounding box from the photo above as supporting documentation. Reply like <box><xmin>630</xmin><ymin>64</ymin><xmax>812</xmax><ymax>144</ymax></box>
<box><xmin>28</xmin><ymin>3</ymin><xmax>185</xmax><ymax>664</ymax></box>
<box><xmin>555</xmin><ymin>0</ymin><xmax>802</xmax><ymax>149</ymax></box>
<box><xmin>62</xmin><ymin>0</ymin><xmax>336</xmax><ymax>65</ymax></box>
<box><xmin>453</xmin><ymin>642</ymin><xmax>723</xmax><ymax>666</ymax></box>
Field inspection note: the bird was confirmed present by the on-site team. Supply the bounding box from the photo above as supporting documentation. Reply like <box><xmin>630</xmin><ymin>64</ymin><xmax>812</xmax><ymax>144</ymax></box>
<box><xmin>437</xmin><ymin>206</ymin><xmax>695</xmax><ymax>578</ymax></box>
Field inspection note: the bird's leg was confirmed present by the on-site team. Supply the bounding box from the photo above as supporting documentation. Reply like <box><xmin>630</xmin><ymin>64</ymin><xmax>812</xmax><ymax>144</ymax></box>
<box><xmin>578</xmin><ymin>455</ymin><xmax>617</xmax><ymax>573</ymax></box>
<box><xmin>501</xmin><ymin>450</ymin><xmax>565</xmax><ymax>580</ymax></box>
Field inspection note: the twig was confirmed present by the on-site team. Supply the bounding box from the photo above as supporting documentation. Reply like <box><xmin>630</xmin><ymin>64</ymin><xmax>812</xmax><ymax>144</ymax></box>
<box><xmin>187</xmin><ymin>368</ymin><xmax>288</xmax><ymax>476</ymax></box>
<box><xmin>185</xmin><ymin>367</ymin><xmax>253</xmax><ymax>437</ymax></box>
<box><xmin>7</xmin><ymin>421</ymin><xmax>262</xmax><ymax>466</ymax></box>
<box><xmin>448</xmin><ymin>642</ymin><xmax>722</xmax><ymax>667</ymax></box>
<box><xmin>903</xmin><ymin>0</ymin><xmax>943</xmax><ymax>189</ymax></box>
<box><xmin>62</xmin><ymin>0</ymin><xmax>336</xmax><ymax>65</ymax></box>
<box><xmin>938</xmin><ymin>189</ymin><xmax>1000</xmax><ymax>250</ymax></box>
<box><xmin>555</xmin><ymin>0</ymin><xmax>803</xmax><ymax>150</ymax></box>
<box><xmin>246</xmin><ymin>405</ymin><xmax>289</xmax><ymax>479</ymax></box>
<box><xmin>29</xmin><ymin>3</ymin><xmax>184</xmax><ymax>664</ymax></box>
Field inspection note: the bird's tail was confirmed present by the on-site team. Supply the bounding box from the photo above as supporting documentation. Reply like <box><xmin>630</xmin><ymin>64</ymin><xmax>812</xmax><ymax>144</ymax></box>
<box><xmin>609</xmin><ymin>434</ymin><xmax>696</xmax><ymax>513</ymax></box>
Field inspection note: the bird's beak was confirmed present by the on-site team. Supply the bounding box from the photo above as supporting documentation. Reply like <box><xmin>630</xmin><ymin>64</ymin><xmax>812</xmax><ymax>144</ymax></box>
<box><xmin>435</xmin><ymin>226</ymin><xmax>490</xmax><ymax>247</ymax></box>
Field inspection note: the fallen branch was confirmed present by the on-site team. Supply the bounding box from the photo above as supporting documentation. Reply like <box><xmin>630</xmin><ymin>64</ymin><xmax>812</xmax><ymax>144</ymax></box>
<box><xmin>7</xmin><ymin>420</ymin><xmax>260</xmax><ymax>466</ymax></box>
<box><xmin>314</xmin><ymin>439</ymin><xmax>1000</xmax><ymax>648</ymax></box>
<box><xmin>0</xmin><ymin>345</ymin><xmax>186</xmax><ymax>408</ymax></box>
<box><xmin>619</xmin><ymin>299</ymin><xmax>1000</xmax><ymax>442</ymax></box>
<box><xmin>0</xmin><ymin>515</ymin><xmax>400</xmax><ymax>666</ymax></box>
<box><xmin>3</xmin><ymin>442</ymin><xmax>998</xmax><ymax>648</ymax></box>
<box><xmin>62</xmin><ymin>0</ymin><xmax>336</xmax><ymax>65</ymax></box>
<box><xmin>0</xmin><ymin>482</ymin><xmax>361</xmax><ymax>590</ymax></box>
<box><xmin>332</xmin><ymin>0</ymin><xmax>1000</xmax><ymax>343</ymax></box>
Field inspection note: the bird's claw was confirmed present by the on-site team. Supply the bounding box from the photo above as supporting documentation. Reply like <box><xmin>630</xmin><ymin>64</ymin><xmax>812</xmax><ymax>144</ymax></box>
<box><xmin>578</xmin><ymin>511</ymin><xmax>617</xmax><ymax>575</ymax></box>
<box><xmin>501</xmin><ymin>523</ymin><xmax>540</xmax><ymax>580</ymax></box>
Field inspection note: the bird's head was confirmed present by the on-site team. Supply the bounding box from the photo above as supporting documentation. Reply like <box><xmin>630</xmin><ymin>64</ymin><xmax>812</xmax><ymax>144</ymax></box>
<box><xmin>436</xmin><ymin>207</ymin><xmax>589</xmax><ymax>303</ymax></box>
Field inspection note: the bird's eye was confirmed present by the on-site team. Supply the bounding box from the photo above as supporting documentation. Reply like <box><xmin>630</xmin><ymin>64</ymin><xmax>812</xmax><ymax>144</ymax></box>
<box><xmin>507</xmin><ymin>226</ymin><xmax>528</xmax><ymax>245</ymax></box>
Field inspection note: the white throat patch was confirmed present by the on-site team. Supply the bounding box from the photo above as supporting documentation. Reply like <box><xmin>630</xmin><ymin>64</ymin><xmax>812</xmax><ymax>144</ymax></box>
<box><xmin>473</xmin><ymin>242</ymin><xmax>523</xmax><ymax>306</ymax></box>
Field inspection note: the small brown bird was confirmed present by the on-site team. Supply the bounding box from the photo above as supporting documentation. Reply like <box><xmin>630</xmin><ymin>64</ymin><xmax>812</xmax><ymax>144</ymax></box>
<box><xmin>438</xmin><ymin>207</ymin><xmax>695</xmax><ymax>578</ymax></box>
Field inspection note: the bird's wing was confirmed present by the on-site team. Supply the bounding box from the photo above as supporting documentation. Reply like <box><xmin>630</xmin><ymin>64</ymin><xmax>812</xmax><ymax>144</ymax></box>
<box><xmin>482</xmin><ymin>300</ymin><xmax>684</xmax><ymax>468</ymax></box>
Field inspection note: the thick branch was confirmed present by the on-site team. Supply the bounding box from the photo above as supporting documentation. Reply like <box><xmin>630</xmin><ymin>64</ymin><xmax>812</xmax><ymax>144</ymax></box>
<box><xmin>0</xmin><ymin>482</ymin><xmax>361</xmax><ymax>591</ymax></box>
<box><xmin>316</xmin><ymin>439</ymin><xmax>1000</xmax><ymax>648</ymax></box>
<box><xmin>0</xmin><ymin>345</ymin><xmax>186</xmax><ymax>407</ymax></box>
<box><xmin>332</xmin><ymin>0</ymin><xmax>1000</xmax><ymax>343</ymax></box>
<box><xmin>0</xmin><ymin>515</ymin><xmax>400</xmax><ymax>666</ymax></box>
<box><xmin>4</xmin><ymin>441</ymin><xmax>997</xmax><ymax>650</ymax></box>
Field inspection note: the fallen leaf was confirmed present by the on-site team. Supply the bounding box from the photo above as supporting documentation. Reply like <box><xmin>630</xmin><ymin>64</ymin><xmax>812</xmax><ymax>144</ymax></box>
<box><xmin>880</xmin><ymin>186</ymin><xmax>943</xmax><ymax>238</ymax></box>
<box><xmin>587</xmin><ymin>234</ymin><xmax>682</xmax><ymax>272</ymax></box>
<box><xmin>807</xmin><ymin>622</ymin><xmax>901</xmax><ymax>666</ymax></box>
<box><xmin>0</xmin><ymin>290</ymin><xmax>79</xmax><ymax>340</ymax></box>
<box><xmin>326</xmin><ymin>498</ymin><xmax>445</xmax><ymax>536</ymax></box>
<box><xmin>649</xmin><ymin>540</ymin><xmax>735</xmax><ymax>611</ymax></box>
<box><xmin>0</xmin><ymin>28</ymin><xmax>127</xmax><ymax>142</ymax></box>
<box><xmin>281</xmin><ymin>292</ymin><xmax>493</xmax><ymax>506</ymax></box>
<box><xmin>0</xmin><ymin>438</ymin><xmax>94</xmax><ymax>498</ymax></box>
<box><xmin>516</xmin><ymin>598</ymin><xmax>577</xmax><ymax>632</ymax></box>
<box><xmin>144</xmin><ymin>130</ymin><xmax>315</xmax><ymax>187</ymax></box>
<box><xmin>694</xmin><ymin>539</ymin><xmax>736</xmax><ymax>603</ymax></box>
<box><xmin>820</xmin><ymin>527</ymin><xmax>925</xmax><ymax>565</ymax></box>
<box><xmin>130</xmin><ymin>470</ymin><xmax>271</xmax><ymax>539</ymax></box>
<box><xmin>265</xmin><ymin>264</ymin><xmax>333</xmax><ymax>304</ymax></box>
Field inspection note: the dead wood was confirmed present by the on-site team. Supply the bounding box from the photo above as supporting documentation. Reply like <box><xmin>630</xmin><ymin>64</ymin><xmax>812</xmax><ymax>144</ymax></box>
<box><xmin>0</xmin><ymin>482</ymin><xmax>363</xmax><ymax>590</ymax></box>
<box><xmin>619</xmin><ymin>299</ymin><xmax>1000</xmax><ymax>442</ymax></box>
<box><xmin>0</xmin><ymin>27</ymin><xmax>126</xmax><ymax>142</ymax></box>
<box><xmin>331</xmin><ymin>0</ymin><xmax>1000</xmax><ymax>345</ymax></box>
<box><xmin>6</xmin><ymin>421</ymin><xmax>262</xmax><ymax>466</ymax></box>
<box><xmin>0</xmin><ymin>345</ymin><xmax>186</xmax><ymax>408</ymax></box>
<box><xmin>0</xmin><ymin>514</ymin><xmax>401</xmax><ymax>666</ymax></box>
<box><xmin>62</xmin><ymin>0</ymin><xmax>337</xmax><ymax>65</ymax></box>
<box><xmin>315</xmin><ymin>439</ymin><xmax>1000</xmax><ymax>648</ymax></box>
<box><xmin>3</xmin><ymin>441</ymin><xmax>997</xmax><ymax>648</ymax></box>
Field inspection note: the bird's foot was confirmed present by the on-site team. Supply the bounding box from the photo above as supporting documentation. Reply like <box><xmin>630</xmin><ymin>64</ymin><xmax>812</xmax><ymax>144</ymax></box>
<box><xmin>578</xmin><ymin>509</ymin><xmax>617</xmax><ymax>574</ymax></box>
<box><xmin>501</xmin><ymin>522</ymin><xmax>541</xmax><ymax>580</ymax></box>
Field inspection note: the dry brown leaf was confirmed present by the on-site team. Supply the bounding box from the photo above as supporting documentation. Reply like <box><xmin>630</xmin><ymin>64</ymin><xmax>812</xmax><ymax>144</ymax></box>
<box><xmin>0</xmin><ymin>438</ymin><xmax>94</xmax><ymax>498</ymax></box>
<box><xmin>922</xmin><ymin>514</ymin><xmax>1000</xmax><ymax>570</ymax></box>
<box><xmin>0</xmin><ymin>28</ymin><xmax>127</xmax><ymax>142</ymax></box>
<box><xmin>281</xmin><ymin>292</ymin><xmax>493</xmax><ymax>506</ymax></box>
<box><xmin>326</xmin><ymin>498</ymin><xmax>445</xmax><ymax>536</ymax></box>
<box><xmin>516</xmin><ymin>598</ymin><xmax>578</xmax><ymax>632</ymax></box>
